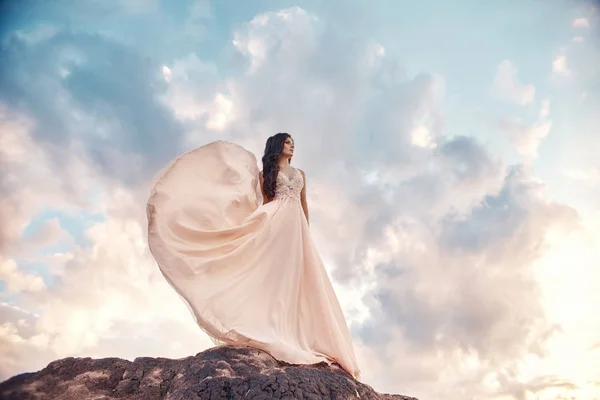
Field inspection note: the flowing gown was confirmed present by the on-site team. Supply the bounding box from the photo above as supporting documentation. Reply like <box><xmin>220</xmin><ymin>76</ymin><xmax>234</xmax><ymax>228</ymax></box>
<box><xmin>146</xmin><ymin>140</ymin><xmax>360</xmax><ymax>379</ymax></box>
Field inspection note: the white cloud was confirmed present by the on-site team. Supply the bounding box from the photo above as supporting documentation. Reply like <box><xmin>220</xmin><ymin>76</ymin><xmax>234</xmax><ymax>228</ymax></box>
<box><xmin>205</xmin><ymin>93</ymin><xmax>234</xmax><ymax>131</ymax></box>
<box><xmin>492</xmin><ymin>59</ymin><xmax>536</xmax><ymax>105</ymax></box>
<box><xmin>232</xmin><ymin>7</ymin><xmax>319</xmax><ymax>74</ymax></box>
<box><xmin>0</xmin><ymin>105</ymin><xmax>93</xmax><ymax>255</ymax></box>
<box><xmin>410</xmin><ymin>125</ymin><xmax>436</xmax><ymax>148</ymax></box>
<box><xmin>526</xmin><ymin>213</ymin><xmax>600</xmax><ymax>399</ymax></box>
<box><xmin>0</xmin><ymin>258</ymin><xmax>46</xmax><ymax>294</ymax></box>
<box><xmin>500</xmin><ymin>119</ymin><xmax>551</xmax><ymax>159</ymax></box>
<box><xmin>499</xmin><ymin>100</ymin><xmax>552</xmax><ymax>161</ymax></box>
<box><xmin>159</xmin><ymin>53</ymin><xmax>223</xmax><ymax>124</ymax></box>
<box><xmin>552</xmin><ymin>55</ymin><xmax>570</xmax><ymax>76</ymax></box>
<box><xmin>0</xmin><ymin>104</ymin><xmax>212</xmax><ymax>381</ymax></box>
<box><xmin>351</xmin><ymin>166</ymin><xmax>580</xmax><ymax>398</ymax></box>
<box><xmin>572</xmin><ymin>18</ymin><xmax>590</xmax><ymax>28</ymax></box>
<box><xmin>572</xmin><ymin>36</ymin><xmax>585</xmax><ymax>43</ymax></box>
<box><xmin>161</xmin><ymin>65</ymin><xmax>172</xmax><ymax>82</ymax></box>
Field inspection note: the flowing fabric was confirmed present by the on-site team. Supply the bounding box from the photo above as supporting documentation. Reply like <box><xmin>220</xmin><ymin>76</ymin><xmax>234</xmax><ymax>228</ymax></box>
<box><xmin>146</xmin><ymin>140</ymin><xmax>360</xmax><ymax>379</ymax></box>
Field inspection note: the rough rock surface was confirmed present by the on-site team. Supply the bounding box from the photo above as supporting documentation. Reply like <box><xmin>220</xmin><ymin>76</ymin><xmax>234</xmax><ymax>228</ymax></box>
<box><xmin>0</xmin><ymin>345</ymin><xmax>417</xmax><ymax>400</ymax></box>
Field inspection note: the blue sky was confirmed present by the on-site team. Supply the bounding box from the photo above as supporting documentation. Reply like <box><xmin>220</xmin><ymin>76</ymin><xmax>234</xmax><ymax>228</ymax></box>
<box><xmin>1</xmin><ymin>1</ymin><xmax>599</xmax><ymax>399</ymax></box>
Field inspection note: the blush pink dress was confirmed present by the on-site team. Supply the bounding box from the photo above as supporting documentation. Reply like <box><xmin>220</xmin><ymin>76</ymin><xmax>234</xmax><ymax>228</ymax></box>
<box><xmin>146</xmin><ymin>140</ymin><xmax>360</xmax><ymax>379</ymax></box>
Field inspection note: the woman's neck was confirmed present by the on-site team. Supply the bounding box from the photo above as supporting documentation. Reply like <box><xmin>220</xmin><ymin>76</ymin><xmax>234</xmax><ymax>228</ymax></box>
<box><xmin>278</xmin><ymin>158</ymin><xmax>291</xmax><ymax>169</ymax></box>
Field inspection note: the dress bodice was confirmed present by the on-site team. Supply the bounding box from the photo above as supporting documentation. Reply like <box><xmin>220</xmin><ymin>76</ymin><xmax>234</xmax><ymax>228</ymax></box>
<box><xmin>275</xmin><ymin>167</ymin><xmax>303</xmax><ymax>201</ymax></box>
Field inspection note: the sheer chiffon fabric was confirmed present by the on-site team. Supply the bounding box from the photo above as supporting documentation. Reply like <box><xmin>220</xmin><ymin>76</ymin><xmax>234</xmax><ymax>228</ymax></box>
<box><xmin>146</xmin><ymin>141</ymin><xmax>360</xmax><ymax>379</ymax></box>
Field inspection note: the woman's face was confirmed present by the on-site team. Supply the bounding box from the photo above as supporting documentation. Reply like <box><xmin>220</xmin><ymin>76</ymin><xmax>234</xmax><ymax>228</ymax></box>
<box><xmin>281</xmin><ymin>136</ymin><xmax>294</xmax><ymax>157</ymax></box>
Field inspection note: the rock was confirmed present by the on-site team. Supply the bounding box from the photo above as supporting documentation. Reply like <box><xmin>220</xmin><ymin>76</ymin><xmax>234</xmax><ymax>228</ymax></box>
<box><xmin>0</xmin><ymin>345</ymin><xmax>418</xmax><ymax>400</ymax></box>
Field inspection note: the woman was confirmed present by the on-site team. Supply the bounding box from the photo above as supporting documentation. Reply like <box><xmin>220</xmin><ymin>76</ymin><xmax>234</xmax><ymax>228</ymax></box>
<box><xmin>146</xmin><ymin>133</ymin><xmax>360</xmax><ymax>379</ymax></box>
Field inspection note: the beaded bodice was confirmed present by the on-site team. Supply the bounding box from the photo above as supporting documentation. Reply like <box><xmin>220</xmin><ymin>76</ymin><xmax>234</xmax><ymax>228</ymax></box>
<box><xmin>275</xmin><ymin>167</ymin><xmax>303</xmax><ymax>201</ymax></box>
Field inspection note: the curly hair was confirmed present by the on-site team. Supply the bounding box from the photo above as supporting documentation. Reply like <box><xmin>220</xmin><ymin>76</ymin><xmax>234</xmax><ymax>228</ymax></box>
<box><xmin>261</xmin><ymin>133</ymin><xmax>292</xmax><ymax>201</ymax></box>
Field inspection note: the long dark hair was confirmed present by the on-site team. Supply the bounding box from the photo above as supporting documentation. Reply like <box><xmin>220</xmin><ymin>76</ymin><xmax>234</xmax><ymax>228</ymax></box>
<box><xmin>262</xmin><ymin>133</ymin><xmax>292</xmax><ymax>200</ymax></box>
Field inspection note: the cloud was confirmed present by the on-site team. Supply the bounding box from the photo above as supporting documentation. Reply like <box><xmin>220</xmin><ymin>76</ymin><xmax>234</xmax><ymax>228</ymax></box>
<box><xmin>492</xmin><ymin>60</ymin><xmax>535</xmax><ymax>105</ymax></box>
<box><xmin>23</xmin><ymin>187</ymin><xmax>213</xmax><ymax>361</ymax></box>
<box><xmin>319</xmin><ymin>132</ymin><xmax>507</xmax><ymax>292</ymax></box>
<box><xmin>159</xmin><ymin>53</ymin><xmax>222</xmax><ymax>125</ymax></box>
<box><xmin>495</xmin><ymin>375</ymin><xmax>579</xmax><ymax>400</ymax></box>
<box><xmin>0</xmin><ymin>258</ymin><xmax>46</xmax><ymax>294</ymax></box>
<box><xmin>498</xmin><ymin>100</ymin><xmax>552</xmax><ymax>161</ymax></box>
<box><xmin>0</xmin><ymin>302</ymin><xmax>52</xmax><ymax>380</ymax></box>
<box><xmin>0</xmin><ymin>112</ymin><xmax>213</xmax><ymax>378</ymax></box>
<box><xmin>552</xmin><ymin>54</ymin><xmax>570</xmax><ymax>76</ymax></box>
<box><xmin>0</xmin><ymin>30</ymin><xmax>185</xmax><ymax>187</ymax></box>
<box><xmin>572</xmin><ymin>17</ymin><xmax>590</xmax><ymax>28</ymax></box>
<box><xmin>0</xmin><ymin>17</ymin><xmax>204</xmax><ymax>377</ymax></box>
<box><xmin>232</xmin><ymin>7</ymin><xmax>320</xmax><ymax>74</ymax></box>
<box><xmin>353</xmin><ymin>166</ymin><xmax>579</xmax><ymax>397</ymax></box>
<box><xmin>0</xmin><ymin>105</ymin><xmax>92</xmax><ymax>256</ymax></box>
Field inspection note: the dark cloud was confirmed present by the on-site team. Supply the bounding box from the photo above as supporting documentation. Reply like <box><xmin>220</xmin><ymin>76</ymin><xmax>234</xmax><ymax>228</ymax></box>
<box><xmin>356</xmin><ymin>164</ymin><xmax>579</xmax><ymax>369</ymax></box>
<box><xmin>0</xmin><ymin>30</ymin><xmax>184</xmax><ymax>187</ymax></box>
<box><xmin>440</xmin><ymin>166</ymin><xmax>579</xmax><ymax>256</ymax></box>
<box><xmin>438</xmin><ymin>135</ymin><xmax>500</xmax><ymax>183</ymax></box>
<box><xmin>325</xmin><ymin>135</ymin><xmax>504</xmax><ymax>285</ymax></box>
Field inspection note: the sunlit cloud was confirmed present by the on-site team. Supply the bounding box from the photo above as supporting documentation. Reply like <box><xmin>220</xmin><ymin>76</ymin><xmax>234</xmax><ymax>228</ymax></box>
<box><xmin>552</xmin><ymin>54</ymin><xmax>570</xmax><ymax>76</ymax></box>
<box><xmin>572</xmin><ymin>17</ymin><xmax>590</xmax><ymax>28</ymax></box>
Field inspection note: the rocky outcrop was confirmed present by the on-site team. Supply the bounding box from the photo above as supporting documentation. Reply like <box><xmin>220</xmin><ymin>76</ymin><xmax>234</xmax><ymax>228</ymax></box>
<box><xmin>0</xmin><ymin>345</ymin><xmax>417</xmax><ymax>399</ymax></box>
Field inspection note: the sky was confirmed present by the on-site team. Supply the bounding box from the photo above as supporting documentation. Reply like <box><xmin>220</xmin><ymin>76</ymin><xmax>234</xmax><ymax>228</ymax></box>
<box><xmin>0</xmin><ymin>0</ymin><xmax>599</xmax><ymax>399</ymax></box>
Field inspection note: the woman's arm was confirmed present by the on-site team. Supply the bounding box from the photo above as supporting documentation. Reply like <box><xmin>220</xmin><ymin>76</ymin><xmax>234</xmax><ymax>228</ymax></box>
<box><xmin>299</xmin><ymin>169</ymin><xmax>309</xmax><ymax>225</ymax></box>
